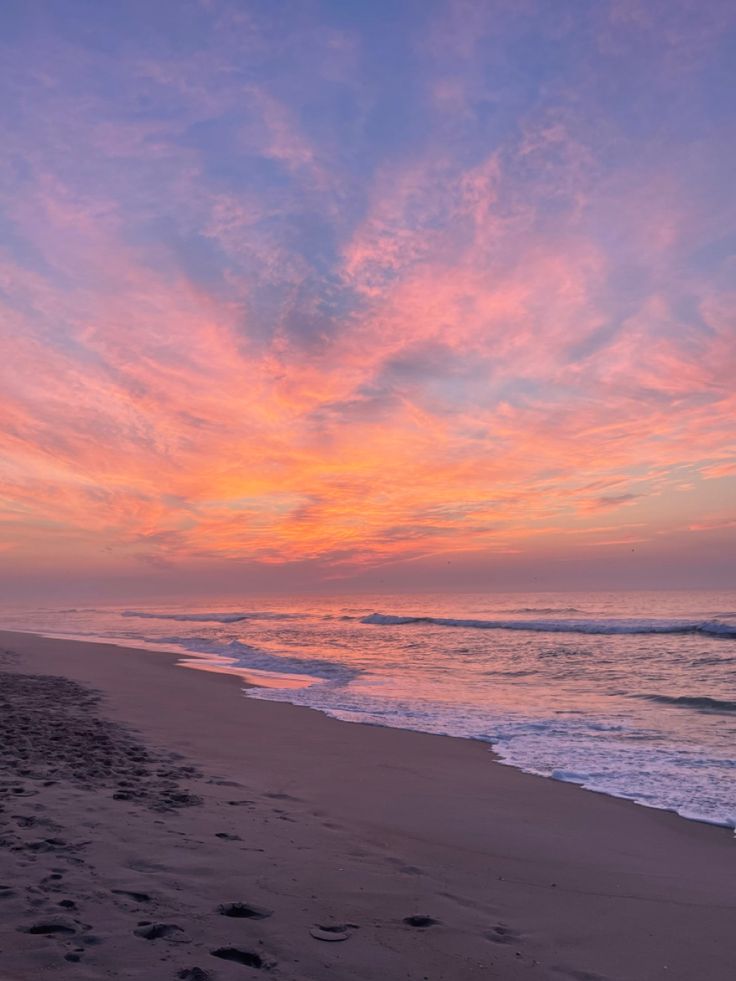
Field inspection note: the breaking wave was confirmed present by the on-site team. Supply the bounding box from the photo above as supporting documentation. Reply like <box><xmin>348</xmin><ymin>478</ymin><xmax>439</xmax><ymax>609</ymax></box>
<box><xmin>122</xmin><ymin>610</ymin><xmax>303</xmax><ymax>624</ymax></box>
<box><xmin>361</xmin><ymin>613</ymin><xmax>736</xmax><ymax>637</ymax></box>
<box><xmin>500</xmin><ymin>607</ymin><xmax>584</xmax><ymax>615</ymax></box>
<box><xmin>637</xmin><ymin>694</ymin><xmax>736</xmax><ymax>715</ymax></box>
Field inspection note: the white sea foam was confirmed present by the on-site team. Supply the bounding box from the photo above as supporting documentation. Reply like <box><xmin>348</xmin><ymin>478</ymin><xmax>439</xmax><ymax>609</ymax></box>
<box><xmin>159</xmin><ymin>635</ymin><xmax>359</xmax><ymax>685</ymax></box>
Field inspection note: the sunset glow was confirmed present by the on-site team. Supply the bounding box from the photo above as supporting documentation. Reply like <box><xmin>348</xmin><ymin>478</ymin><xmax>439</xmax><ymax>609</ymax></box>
<box><xmin>1</xmin><ymin>0</ymin><xmax>734</xmax><ymax>596</ymax></box>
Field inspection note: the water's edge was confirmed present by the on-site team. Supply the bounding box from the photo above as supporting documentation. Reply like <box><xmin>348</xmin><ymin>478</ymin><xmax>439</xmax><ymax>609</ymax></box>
<box><xmin>4</xmin><ymin>626</ymin><xmax>734</xmax><ymax>837</ymax></box>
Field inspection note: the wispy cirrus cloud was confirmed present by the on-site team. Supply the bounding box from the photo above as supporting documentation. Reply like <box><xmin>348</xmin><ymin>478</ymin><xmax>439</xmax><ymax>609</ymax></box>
<box><xmin>0</xmin><ymin>0</ymin><xmax>734</xmax><ymax>592</ymax></box>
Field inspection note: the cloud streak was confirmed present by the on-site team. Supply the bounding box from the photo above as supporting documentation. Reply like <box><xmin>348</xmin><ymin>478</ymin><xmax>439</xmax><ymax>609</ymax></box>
<box><xmin>0</xmin><ymin>0</ymin><xmax>734</xmax><ymax>592</ymax></box>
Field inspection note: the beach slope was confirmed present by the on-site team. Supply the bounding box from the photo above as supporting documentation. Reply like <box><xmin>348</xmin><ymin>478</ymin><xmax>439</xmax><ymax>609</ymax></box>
<box><xmin>0</xmin><ymin>629</ymin><xmax>734</xmax><ymax>981</ymax></box>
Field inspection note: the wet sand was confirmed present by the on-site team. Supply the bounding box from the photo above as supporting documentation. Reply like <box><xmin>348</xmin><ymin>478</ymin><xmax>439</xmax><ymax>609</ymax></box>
<box><xmin>0</xmin><ymin>628</ymin><xmax>734</xmax><ymax>981</ymax></box>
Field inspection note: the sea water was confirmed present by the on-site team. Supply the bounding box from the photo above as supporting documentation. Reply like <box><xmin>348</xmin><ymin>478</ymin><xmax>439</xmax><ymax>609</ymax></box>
<box><xmin>2</xmin><ymin>590</ymin><xmax>734</xmax><ymax>829</ymax></box>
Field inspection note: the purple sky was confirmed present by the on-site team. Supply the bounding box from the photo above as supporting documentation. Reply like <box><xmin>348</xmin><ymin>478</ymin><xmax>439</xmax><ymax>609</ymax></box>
<box><xmin>0</xmin><ymin>0</ymin><xmax>735</xmax><ymax>598</ymax></box>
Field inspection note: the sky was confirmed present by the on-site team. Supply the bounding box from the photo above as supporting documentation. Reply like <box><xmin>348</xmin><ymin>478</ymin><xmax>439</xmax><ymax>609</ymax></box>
<box><xmin>0</xmin><ymin>0</ymin><xmax>735</xmax><ymax>600</ymax></box>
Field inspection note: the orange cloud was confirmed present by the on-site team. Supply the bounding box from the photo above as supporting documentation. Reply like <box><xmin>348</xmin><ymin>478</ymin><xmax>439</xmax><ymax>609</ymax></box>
<box><xmin>1</xmin><ymin>1</ymin><xmax>734</xmax><ymax>587</ymax></box>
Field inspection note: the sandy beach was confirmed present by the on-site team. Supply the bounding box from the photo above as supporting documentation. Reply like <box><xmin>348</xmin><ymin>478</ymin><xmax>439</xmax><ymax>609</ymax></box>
<box><xmin>0</xmin><ymin>629</ymin><xmax>734</xmax><ymax>981</ymax></box>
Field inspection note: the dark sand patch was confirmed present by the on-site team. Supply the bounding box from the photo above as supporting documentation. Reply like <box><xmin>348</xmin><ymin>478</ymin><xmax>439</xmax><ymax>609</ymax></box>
<box><xmin>0</xmin><ymin>670</ymin><xmax>200</xmax><ymax>811</ymax></box>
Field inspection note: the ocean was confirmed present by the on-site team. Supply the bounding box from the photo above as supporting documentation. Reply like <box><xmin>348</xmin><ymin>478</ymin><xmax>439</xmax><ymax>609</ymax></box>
<box><xmin>1</xmin><ymin>590</ymin><xmax>734</xmax><ymax>830</ymax></box>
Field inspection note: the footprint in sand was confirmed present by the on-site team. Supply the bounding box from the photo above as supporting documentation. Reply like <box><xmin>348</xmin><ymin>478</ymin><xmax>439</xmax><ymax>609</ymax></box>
<box><xmin>309</xmin><ymin>923</ymin><xmax>359</xmax><ymax>942</ymax></box>
<box><xmin>20</xmin><ymin>920</ymin><xmax>76</xmax><ymax>936</ymax></box>
<box><xmin>40</xmin><ymin>872</ymin><xmax>64</xmax><ymax>886</ymax></box>
<box><xmin>403</xmin><ymin>914</ymin><xmax>440</xmax><ymax>928</ymax></box>
<box><xmin>13</xmin><ymin>814</ymin><xmax>61</xmax><ymax>830</ymax></box>
<box><xmin>112</xmin><ymin>888</ymin><xmax>152</xmax><ymax>902</ymax></box>
<box><xmin>127</xmin><ymin>860</ymin><xmax>169</xmax><ymax>874</ymax></box>
<box><xmin>210</xmin><ymin>947</ymin><xmax>270</xmax><ymax>969</ymax></box>
<box><xmin>554</xmin><ymin>970</ymin><xmax>609</xmax><ymax>981</ymax></box>
<box><xmin>134</xmin><ymin>922</ymin><xmax>185</xmax><ymax>941</ymax></box>
<box><xmin>487</xmin><ymin>924</ymin><xmax>521</xmax><ymax>945</ymax></box>
<box><xmin>217</xmin><ymin>902</ymin><xmax>272</xmax><ymax>920</ymax></box>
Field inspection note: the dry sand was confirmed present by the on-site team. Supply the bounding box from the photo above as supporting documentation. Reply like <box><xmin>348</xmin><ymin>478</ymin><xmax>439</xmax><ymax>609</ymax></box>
<box><xmin>0</xmin><ymin>629</ymin><xmax>734</xmax><ymax>981</ymax></box>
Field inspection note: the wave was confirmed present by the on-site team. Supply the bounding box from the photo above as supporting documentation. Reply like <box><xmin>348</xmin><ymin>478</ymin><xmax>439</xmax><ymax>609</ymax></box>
<box><xmin>637</xmin><ymin>694</ymin><xmax>736</xmax><ymax>715</ymax></box>
<box><xmin>501</xmin><ymin>607</ymin><xmax>584</xmax><ymax>615</ymax></box>
<box><xmin>539</xmin><ymin>647</ymin><xmax>593</xmax><ymax>659</ymax></box>
<box><xmin>690</xmin><ymin>655</ymin><xmax>736</xmax><ymax>667</ymax></box>
<box><xmin>122</xmin><ymin>610</ymin><xmax>303</xmax><ymax>624</ymax></box>
<box><xmin>360</xmin><ymin>613</ymin><xmax>736</xmax><ymax>637</ymax></box>
<box><xmin>160</xmin><ymin>636</ymin><xmax>359</xmax><ymax>685</ymax></box>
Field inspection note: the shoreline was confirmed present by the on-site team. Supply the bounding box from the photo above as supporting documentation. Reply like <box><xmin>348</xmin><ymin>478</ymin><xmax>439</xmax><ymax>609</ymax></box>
<box><xmin>1</xmin><ymin>628</ymin><xmax>735</xmax><ymax>980</ymax></box>
<box><xmin>8</xmin><ymin>625</ymin><xmax>736</xmax><ymax>834</ymax></box>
